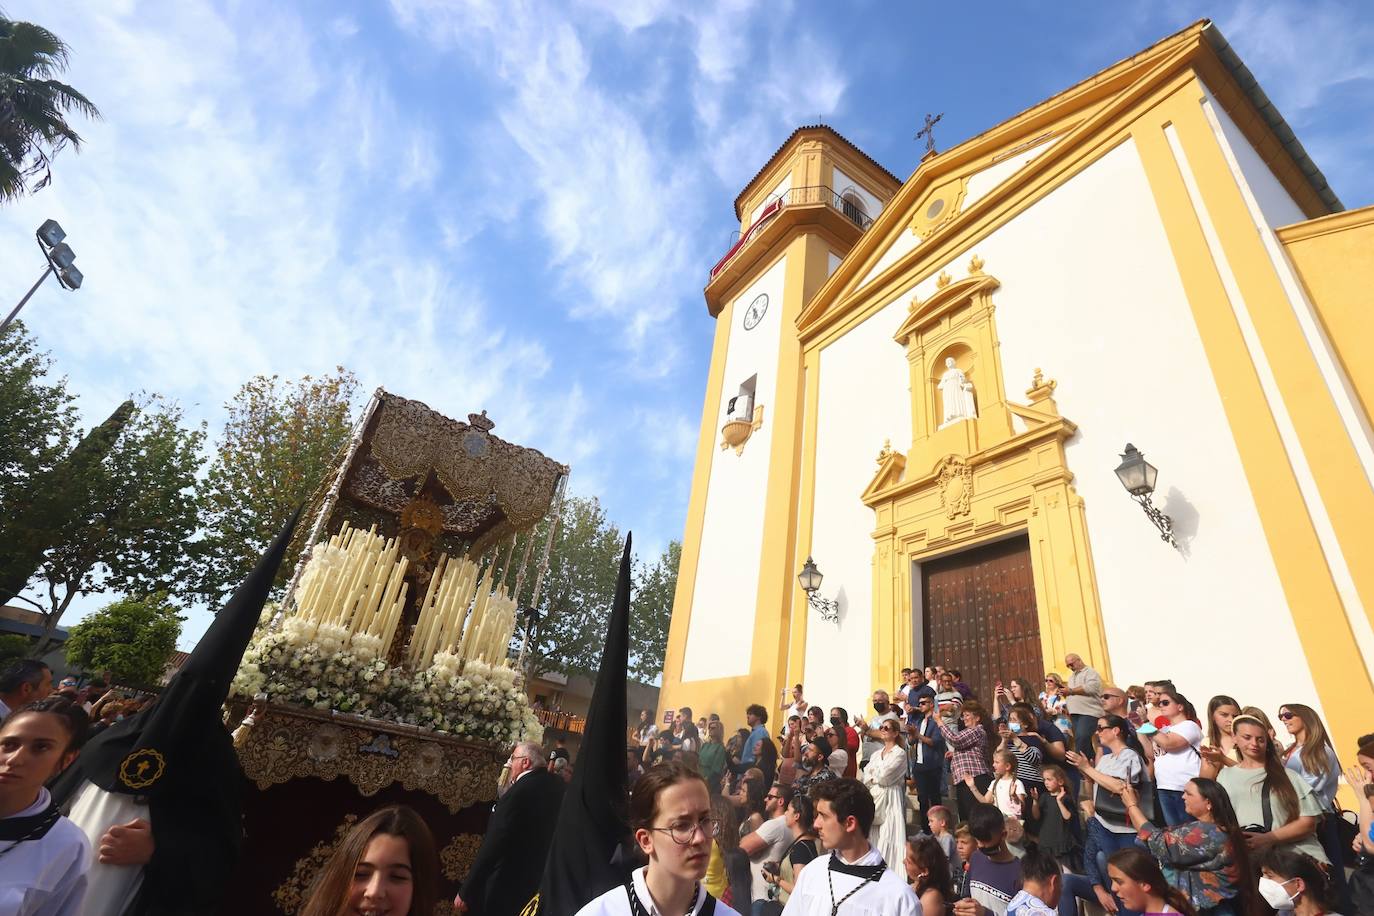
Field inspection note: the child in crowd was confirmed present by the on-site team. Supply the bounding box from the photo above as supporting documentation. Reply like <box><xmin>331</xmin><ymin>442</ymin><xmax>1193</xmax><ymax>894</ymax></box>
<box><xmin>968</xmin><ymin>751</ymin><xmax>1026</xmax><ymax>820</ymax></box>
<box><xmin>928</xmin><ymin>805</ymin><xmax>959</xmax><ymax>877</ymax></box>
<box><xmin>1004</xmin><ymin>817</ymin><xmax>1026</xmax><ymax>859</ymax></box>
<box><xmin>1006</xmin><ymin>845</ymin><xmax>1062</xmax><ymax>916</ymax></box>
<box><xmin>0</xmin><ymin>697</ymin><xmax>92</xmax><ymax>914</ymax></box>
<box><xmin>960</xmin><ymin>803</ymin><xmax>1022</xmax><ymax>916</ymax></box>
<box><xmin>301</xmin><ymin>805</ymin><xmax>437</xmax><ymax>916</ymax></box>
<box><xmin>953</xmin><ymin>824</ymin><xmax>976</xmax><ymax>898</ymax></box>
<box><xmin>1028</xmin><ymin>765</ymin><xmax>1082</xmax><ymax>872</ymax></box>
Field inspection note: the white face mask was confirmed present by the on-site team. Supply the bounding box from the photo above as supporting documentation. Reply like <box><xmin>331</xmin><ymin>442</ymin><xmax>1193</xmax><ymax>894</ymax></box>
<box><xmin>1258</xmin><ymin>876</ymin><xmax>1297</xmax><ymax>910</ymax></box>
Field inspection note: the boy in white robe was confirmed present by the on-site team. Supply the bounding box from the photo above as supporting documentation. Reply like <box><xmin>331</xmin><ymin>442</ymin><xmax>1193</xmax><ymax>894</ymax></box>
<box><xmin>781</xmin><ymin>778</ymin><xmax>920</xmax><ymax>916</ymax></box>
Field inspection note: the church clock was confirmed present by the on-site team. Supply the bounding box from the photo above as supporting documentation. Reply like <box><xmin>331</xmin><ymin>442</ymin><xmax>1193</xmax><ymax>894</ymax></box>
<box><xmin>742</xmin><ymin>293</ymin><xmax>769</xmax><ymax>330</ymax></box>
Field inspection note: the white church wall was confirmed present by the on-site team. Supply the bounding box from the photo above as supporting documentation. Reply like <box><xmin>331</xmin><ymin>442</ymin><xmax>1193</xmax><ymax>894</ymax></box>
<box><xmin>860</xmin><ymin>225</ymin><xmax>920</xmax><ymax>289</ymax></box>
<box><xmin>681</xmin><ymin>256</ymin><xmax>789</xmax><ymax>682</ymax></box>
<box><xmin>1200</xmin><ymin>87</ymin><xmax>1305</xmax><ymax>229</ymax></box>
<box><xmin>808</xmin><ymin>136</ymin><xmax>1324</xmax><ymax>721</ymax></box>
<box><xmin>827</xmin><ymin>251</ymin><xmax>842</xmax><ymax>277</ymax></box>
<box><xmin>832</xmin><ymin>165</ymin><xmax>884</xmax><ymax>220</ymax></box>
<box><xmin>962</xmin><ymin>137</ymin><xmax>1058</xmax><ymax>211</ymax></box>
<box><xmin>806</xmin><ymin>287</ymin><xmax>914</xmax><ymax>713</ymax></box>
<box><xmin>749</xmin><ymin>173</ymin><xmax>792</xmax><ymax>226</ymax></box>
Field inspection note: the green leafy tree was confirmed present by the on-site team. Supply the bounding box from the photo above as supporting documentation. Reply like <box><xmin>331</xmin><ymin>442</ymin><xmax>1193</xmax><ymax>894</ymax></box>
<box><xmin>0</xmin><ymin>13</ymin><xmax>101</xmax><ymax>202</ymax></box>
<box><xmin>192</xmin><ymin>369</ymin><xmax>359</xmax><ymax>607</ymax></box>
<box><xmin>629</xmin><ymin>540</ymin><xmax>679</xmax><ymax>683</ymax></box>
<box><xmin>64</xmin><ymin>593</ymin><xmax>182</xmax><ymax>686</ymax></box>
<box><xmin>31</xmin><ymin>396</ymin><xmax>205</xmax><ymax>653</ymax></box>
<box><xmin>0</xmin><ymin>320</ymin><xmax>77</xmax><ymax>523</ymax></box>
<box><xmin>0</xmin><ymin>634</ymin><xmax>29</xmax><ymax>664</ymax></box>
<box><xmin>514</xmin><ymin>497</ymin><xmax>678</xmax><ymax>684</ymax></box>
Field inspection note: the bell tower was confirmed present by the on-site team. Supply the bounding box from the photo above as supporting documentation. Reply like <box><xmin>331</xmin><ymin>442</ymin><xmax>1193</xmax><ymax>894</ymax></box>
<box><xmin>658</xmin><ymin>126</ymin><xmax>900</xmax><ymax>722</ymax></box>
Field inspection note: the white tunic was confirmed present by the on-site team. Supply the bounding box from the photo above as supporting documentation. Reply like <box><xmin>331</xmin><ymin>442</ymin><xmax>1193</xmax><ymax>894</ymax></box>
<box><xmin>66</xmin><ymin>783</ymin><xmax>149</xmax><ymax>916</ymax></box>
<box><xmin>0</xmin><ymin>787</ymin><xmax>90</xmax><ymax>916</ymax></box>
<box><xmin>573</xmin><ymin>867</ymin><xmax>742</xmax><ymax>916</ymax></box>
<box><xmin>780</xmin><ymin>847</ymin><xmax>921</xmax><ymax>916</ymax></box>
<box><xmin>861</xmin><ymin>746</ymin><xmax>909</xmax><ymax>880</ymax></box>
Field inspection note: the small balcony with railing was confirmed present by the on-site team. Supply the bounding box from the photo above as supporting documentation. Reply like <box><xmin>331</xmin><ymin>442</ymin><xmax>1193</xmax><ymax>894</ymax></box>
<box><xmin>705</xmin><ymin>185</ymin><xmax>875</xmax><ymax>314</ymax></box>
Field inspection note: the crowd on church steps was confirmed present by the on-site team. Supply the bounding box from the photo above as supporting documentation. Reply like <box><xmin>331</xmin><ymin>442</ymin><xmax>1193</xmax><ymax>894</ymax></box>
<box><xmin>4</xmin><ymin>652</ymin><xmax>1374</xmax><ymax>916</ymax></box>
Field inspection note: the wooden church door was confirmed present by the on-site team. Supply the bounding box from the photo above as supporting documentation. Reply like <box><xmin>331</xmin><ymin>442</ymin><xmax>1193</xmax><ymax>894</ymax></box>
<box><xmin>921</xmin><ymin>535</ymin><xmax>1042</xmax><ymax>704</ymax></box>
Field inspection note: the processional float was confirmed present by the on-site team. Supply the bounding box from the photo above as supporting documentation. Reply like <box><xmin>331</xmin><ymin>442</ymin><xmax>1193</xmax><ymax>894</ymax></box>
<box><xmin>221</xmin><ymin>389</ymin><xmax>568</xmax><ymax>913</ymax></box>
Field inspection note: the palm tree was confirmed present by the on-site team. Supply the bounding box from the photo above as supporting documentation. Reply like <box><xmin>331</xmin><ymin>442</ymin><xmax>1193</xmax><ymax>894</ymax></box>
<box><xmin>0</xmin><ymin>13</ymin><xmax>100</xmax><ymax>203</ymax></box>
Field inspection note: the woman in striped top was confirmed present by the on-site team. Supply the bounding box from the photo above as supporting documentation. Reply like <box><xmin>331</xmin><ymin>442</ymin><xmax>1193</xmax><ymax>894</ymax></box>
<box><xmin>998</xmin><ymin>706</ymin><xmax>1046</xmax><ymax>793</ymax></box>
<box><xmin>938</xmin><ymin>700</ymin><xmax>995</xmax><ymax>821</ymax></box>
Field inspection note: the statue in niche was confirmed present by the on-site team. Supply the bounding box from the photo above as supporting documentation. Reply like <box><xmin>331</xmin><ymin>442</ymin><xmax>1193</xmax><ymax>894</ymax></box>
<box><xmin>938</xmin><ymin>357</ymin><xmax>977</xmax><ymax>426</ymax></box>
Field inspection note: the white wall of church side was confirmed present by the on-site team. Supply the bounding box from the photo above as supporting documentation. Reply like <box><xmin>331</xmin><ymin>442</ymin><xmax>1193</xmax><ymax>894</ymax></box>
<box><xmin>806</xmin><ymin>137</ymin><xmax>1325</xmax><ymax>722</ymax></box>
<box><xmin>962</xmin><ymin>138</ymin><xmax>1057</xmax><ymax>211</ymax></box>
<box><xmin>749</xmin><ymin>174</ymin><xmax>792</xmax><ymax>226</ymax></box>
<box><xmin>805</xmin><ymin>291</ymin><xmax>913</xmax><ymax>713</ymax></box>
<box><xmin>681</xmin><ymin>256</ymin><xmax>789</xmax><ymax>682</ymax></box>
<box><xmin>860</xmin><ymin>226</ymin><xmax>920</xmax><ymax>288</ymax></box>
<box><xmin>1200</xmin><ymin>87</ymin><xmax>1305</xmax><ymax>229</ymax></box>
<box><xmin>832</xmin><ymin>165</ymin><xmax>883</xmax><ymax>219</ymax></box>
<box><xmin>827</xmin><ymin>251</ymin><xmax>842</xmax><ymax>277</ymax></box>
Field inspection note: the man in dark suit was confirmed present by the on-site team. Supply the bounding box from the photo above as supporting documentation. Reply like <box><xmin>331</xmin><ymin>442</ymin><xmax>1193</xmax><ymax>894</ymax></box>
<box><xmin>456</xmin><ymin>740</ymin><xmax>565</xmax><ymax>915</ymax></box>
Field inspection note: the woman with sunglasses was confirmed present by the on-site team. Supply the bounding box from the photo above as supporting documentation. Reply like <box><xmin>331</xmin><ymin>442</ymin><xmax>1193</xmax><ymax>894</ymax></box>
<box><xmin>577</xmin><ymin>761</ymin><xmax>742</xmax><ymax>915</ymax></box>
<box><xmin>1148</xmin><ymin>689</ymin><xmax>1204</xmax><ymax>826</ymax></box>
<box><xmin>1199</xmin><ymin>715</ymin><xmax>1327</xmax><ymax>866</ymax></box>
<box><xmin>864</xmin><ymin>717</ymin><xmax>911</xmax><ymax>875</ymax></box>
<box><xmin>1278</xmin><ymin>703</ymin><xmax>1347</xmax><ymax>904</ymax></box>
<box><xmin>1065</xmin><ymin>714</ymin><xmax>1147</xmax><ymax>915</ymax></box>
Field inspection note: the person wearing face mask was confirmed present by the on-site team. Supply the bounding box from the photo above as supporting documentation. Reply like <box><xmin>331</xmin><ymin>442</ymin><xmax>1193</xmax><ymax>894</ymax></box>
<box><xmin>1257</xmin><ymin>847</ymin><xmax>1335</xmax><ymax>916</ymax></box>
<box><xmin>998</xmin><ymin>707</ymin><xmax>1047</xmax><ymax>795</ymax></box>
<box><xmin>829</xmin><ymin>708</ymin><xmax>860</xmax><ymax>780</ymax></box>
<box><xmin>853</xmin><ymin>691</ymin><xmax>900</xmax><ymax>769</ymax></box>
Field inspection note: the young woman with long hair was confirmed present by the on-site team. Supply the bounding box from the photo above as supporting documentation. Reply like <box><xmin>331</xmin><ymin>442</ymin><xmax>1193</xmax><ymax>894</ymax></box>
<box><xmin>1200</xmin><ymin>715</ymin><xmax>1327</xmax><ymax>866</ymax></box>
<box><xmin>1119</xmin><ymin>777</ymin><xmax>1256</xmax><ymax>916</ymax></box>
<box><xmin>301</xmin><ymin>805</ymin><xmax>437</xmax><ymax>916</ymax></box>
<box><xmin>905</xmin><ymin>834</ymin><xmax>956</xmax><ymax>916</ymax></box>
<box><xmin>1278</xmin><ymin>703</ymin><xmax>1346</xmax><ymax>903</ymax></box>
<box><xmin>937</xmin><ymin>700</ymin><xmax>995</xmax><ymax>821</ymax></box>
<box><xmin>1066</xmin><ymin>714</ymin><xmax>1147</xmax><ymax>914</ymax></box>
<box><xmin>0</xmin><ymin>698</ymin><xmax>91</xmax><ymax>913</ymax></box>
<box><xmin>576</xmin><ymin>761</ymin><xmax>743</xmax><ymax>915</ymax></box>
<box><xmin>1107</xmin><ymin>847</ymin><xmax>1198</xmax><ymax>915</ymax></box>
<box><xmin>991</xmin><ymin>677</ymin><xmax>1036</xmax><ymax>721</ymax></box>
<box><xmin>1258</xmin><ymin>848</ymin><xmax>1335</xmax><ymax>916</ymax></box>
<box><xmin>1206</xmin><ymin>696</ymin><xmax>1242</xmax><ymax>763</ymax></box>
<box><xmin>698</xmin><ymin>720</ymin><xmax>728</xmax><ymax>793</ymax></box>
<box><xmin>760</xmin><ymin>793</ymin><xmax>819</xmax><ymax>905</ymax></box>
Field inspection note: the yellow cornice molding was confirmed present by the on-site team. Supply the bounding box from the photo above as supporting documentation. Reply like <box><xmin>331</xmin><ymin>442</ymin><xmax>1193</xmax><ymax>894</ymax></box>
<box><xmin>861</xmin><ymin>417</ymin><xmax>1078</xmax><ymax>508</ymax></box>
<box><xmin>1276</xmin><ymin>204</ymin><xmax>1374</xmax><ymax>244</ymax></box>
<box><xmin>894</xmin><ymin>273</ymin><xmax>1001</xmax><ymax>346</ymax></box>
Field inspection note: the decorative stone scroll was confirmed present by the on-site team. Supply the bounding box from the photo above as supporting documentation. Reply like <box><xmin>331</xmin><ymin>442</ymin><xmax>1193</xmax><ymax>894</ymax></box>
<box><xmin>236</xmin><ymin>703</ymin><xmax>504</xmax><ymax>814</ymax></box>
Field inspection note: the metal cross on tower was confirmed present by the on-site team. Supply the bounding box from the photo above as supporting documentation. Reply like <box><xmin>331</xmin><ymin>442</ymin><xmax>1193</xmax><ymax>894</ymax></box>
<box><xmin>916</xmin><ymin>112</ymin><xmax>944</xmax><ymax>155</ymax></box>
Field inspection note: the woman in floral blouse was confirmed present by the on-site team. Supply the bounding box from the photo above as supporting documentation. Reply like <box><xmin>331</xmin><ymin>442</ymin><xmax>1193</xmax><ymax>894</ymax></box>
<box><xmin>1118</xmin><ymin>777</ymin><xmax>1255</xmax><ymax>916</ymax></box>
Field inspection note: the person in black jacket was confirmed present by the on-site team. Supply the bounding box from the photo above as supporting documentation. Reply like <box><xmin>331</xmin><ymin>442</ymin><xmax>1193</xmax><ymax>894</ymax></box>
<box><xmin>456</xmin><ymin>740</ymin><xmax>565</xmax><ymax>914</ymax></box>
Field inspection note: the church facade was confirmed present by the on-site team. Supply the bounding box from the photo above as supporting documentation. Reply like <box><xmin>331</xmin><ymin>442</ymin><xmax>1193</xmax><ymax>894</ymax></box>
<box><xmin>657</xmin><ymin>20</ymin><xmax>1374</xmax><ymax>754</ymax></box>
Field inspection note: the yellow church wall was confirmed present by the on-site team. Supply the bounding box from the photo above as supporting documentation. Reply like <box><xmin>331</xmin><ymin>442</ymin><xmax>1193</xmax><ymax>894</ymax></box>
<box><xmin>1278</xmin><ymin>207</ymin><xmax>1374</xmax><ymax>437</ymax></box>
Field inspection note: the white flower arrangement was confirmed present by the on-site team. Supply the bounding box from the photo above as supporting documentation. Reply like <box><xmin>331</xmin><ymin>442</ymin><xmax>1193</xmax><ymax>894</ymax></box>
<box><xmin>231</xmin><ymin>616</ymin><xmax>535</xmax><ymax>744</ymax></box>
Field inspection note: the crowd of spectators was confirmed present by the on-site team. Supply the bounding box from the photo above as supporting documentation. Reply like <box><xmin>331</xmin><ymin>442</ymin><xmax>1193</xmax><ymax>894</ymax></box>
<box><xmin>627</xmin><ymin>658</ymin><xmax>1373</xmax><ymax>916</ymax></box>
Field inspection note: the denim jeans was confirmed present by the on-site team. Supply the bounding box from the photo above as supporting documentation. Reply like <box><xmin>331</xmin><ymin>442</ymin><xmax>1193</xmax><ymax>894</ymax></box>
<box><xmin>1070</xmin><ymin>714</ymin><xmax>1097</xmax><ymax>757</ymax></box>
<box><xmin>1156</xmin><ymin>788</ymin><xmax>1187</xmax><ymax>826</ymax></box>
<box><xmin>1082</xmin><ymin>817</ymin><xmax>1142</xmax><ymax>916</ymax></box>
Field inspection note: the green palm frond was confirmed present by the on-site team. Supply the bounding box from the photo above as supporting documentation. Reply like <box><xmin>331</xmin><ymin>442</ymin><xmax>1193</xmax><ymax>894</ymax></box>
<box><xmin>0</xmin><ymin>13</ymin><xmax>99</xmax><ymax>203</ymax></box>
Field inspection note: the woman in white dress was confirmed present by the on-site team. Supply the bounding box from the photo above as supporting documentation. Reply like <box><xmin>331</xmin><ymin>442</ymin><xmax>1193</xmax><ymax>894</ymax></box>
<box><xmin>862</xmin><ymin>719</ymin><xmax>909</xmax><ymax>871</ymax></box>
<box><xmin>576</xmin><ymin>761</ymin><xmax>742</xmax><ymax>916</ymax></box>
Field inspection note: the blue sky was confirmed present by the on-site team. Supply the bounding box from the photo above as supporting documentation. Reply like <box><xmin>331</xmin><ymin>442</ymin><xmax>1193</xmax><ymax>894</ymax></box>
<box><xmin>3</xmin><ymin>0</ymin><xmax>1372</xmax><ymax>648</ymax></box>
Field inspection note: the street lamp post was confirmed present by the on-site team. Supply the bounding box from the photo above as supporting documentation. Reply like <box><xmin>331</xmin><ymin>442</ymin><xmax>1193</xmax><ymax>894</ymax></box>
<box><xmin>1</xmin><ymin>220</ymin><xmax>83</xmax><ymax>336</ymax></box>
<box><xmin>797</xmin><ymin>556</ymin><xmax>840</xmax><ymax>623</ymax></box>
<box><xmin>1113</xmin><ymin>443</ymin><xmax>1179</xmax><ymax>550</ymax></box>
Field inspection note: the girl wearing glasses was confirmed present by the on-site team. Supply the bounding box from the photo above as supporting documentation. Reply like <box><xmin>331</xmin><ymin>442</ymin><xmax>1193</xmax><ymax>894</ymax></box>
<box><xmin>1278</xmin><ymin>703</ymin><xmax>1347</xmax><ymax>902</ymax></box>
<box><xmin>576</xmin><ymin>761</ymin><xmax>742</xmax><ymax>916</ymax></box>
<box><xmin>863</xmin><ymin>718</ymin><xmax>910</xmax><ymax>874</ymax></box>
